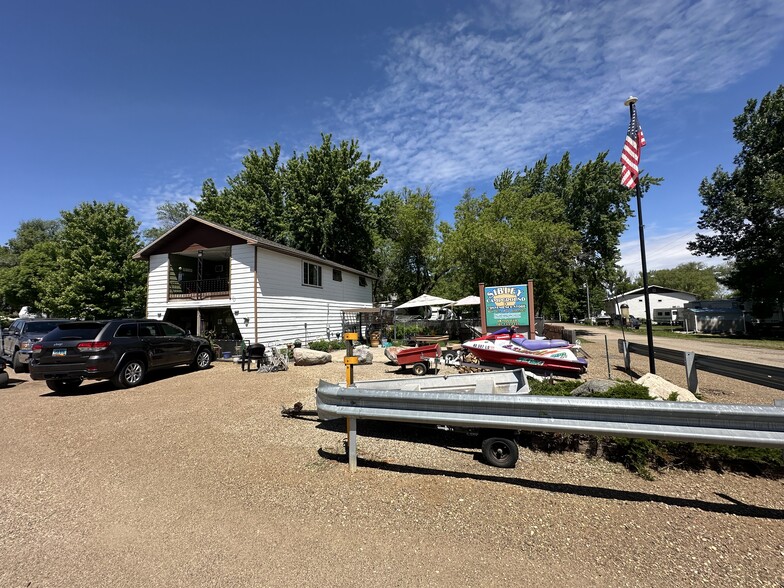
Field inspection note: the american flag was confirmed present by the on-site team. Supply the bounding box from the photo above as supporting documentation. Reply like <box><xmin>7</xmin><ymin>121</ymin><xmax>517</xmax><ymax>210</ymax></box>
<box><xmin>620</xmin><ymin>103</ymin><xmax>646</xmax><ymax>190</ymax></box>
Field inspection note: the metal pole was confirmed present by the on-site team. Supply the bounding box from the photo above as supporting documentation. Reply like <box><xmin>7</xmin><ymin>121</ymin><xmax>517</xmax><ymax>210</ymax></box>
<box><xmin>585</xmin><ymin>283</ymin><xmax>591</xmax><ymax>323</ymax></box>
<box><xmin>626</xmin><ymin>97</ymin><xmax>656</xmax><ymax>374</ymax></box>
<box><xmin>634</xmin><ymin>181</ymin><xmax>655</xmax><ymax>374</ymax></box>
<box><xmin>604</xmin><ymin>335</ymin><xmax>611</xmax><ymax>379</ymax></box>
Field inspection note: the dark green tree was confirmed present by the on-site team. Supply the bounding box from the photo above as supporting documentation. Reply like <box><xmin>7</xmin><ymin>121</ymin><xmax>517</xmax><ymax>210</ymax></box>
<box><xmin>647</xmin><ymin>262</ymin><xmax>719</xmax><ymax>300</ymax></box>
<box><xmin>688</xmin><ymin>85</ymin><xmax>784</xmax><ymax>319</ymax></box>
<box><xmin>435</xmin><ymin>185</ymin><xmax>581</xmax><ymax>317</ymax></box>
<box><xmin>374</xmin><ymin>188</ymin><xmax>438</xmax><ymax>301</ymax></box>
<box><xmin>193</xmin><ymin>144</ymin><xmax>286</xmax><ymax>241</ymax></box>
<box><xmin>283</xmin><ymin>134</ymin><xmax>385</xmax><ymax>270</ymax></box>
<box><xmin>40</xmin><ymin>202</ymin><xmax>147</xmax><ymax>317</ymax></box>
<box><xmin>0</xmin><ymin>218</ymin><xmax>62</xmax><ymax>312</ymax></box>
<box><xmin>142</xmin><ymin>201</ymin><xmax>192</xmax><ymax>242</ymax></box>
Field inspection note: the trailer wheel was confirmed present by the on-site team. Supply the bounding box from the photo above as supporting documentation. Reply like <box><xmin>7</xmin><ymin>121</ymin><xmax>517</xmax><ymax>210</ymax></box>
<box><xmin>481</xmin><ymin>436</ymin><xmax>519</xmax><ymax>468</ymax></box>
<box><xmin>411</xmin><ymin>362</ymin><xmax>428</xmax><ymax>377</ymax></box>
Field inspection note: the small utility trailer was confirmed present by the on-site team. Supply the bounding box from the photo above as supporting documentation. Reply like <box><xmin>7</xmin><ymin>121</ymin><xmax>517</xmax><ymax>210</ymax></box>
<box><xmin>395</xmin><ymin>343</ymin><xmax>442</xmax><ymax>376</ymax></box>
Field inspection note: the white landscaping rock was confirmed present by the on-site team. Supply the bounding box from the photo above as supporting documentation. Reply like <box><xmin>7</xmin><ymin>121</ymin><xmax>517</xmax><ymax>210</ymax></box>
<box><xmin>635</xmin><ymin>373</ymin><xmax>703</xmax><ymax>402</ymax></box>
<box><xmin>354</xmin><ymin>345</ymin><xmax>374</xmax><ymax>365</ymax></box>
<box><xmin>293</xmin><ymin>348</ymin><xmax>333</xmax><ymax>366</ymax></box>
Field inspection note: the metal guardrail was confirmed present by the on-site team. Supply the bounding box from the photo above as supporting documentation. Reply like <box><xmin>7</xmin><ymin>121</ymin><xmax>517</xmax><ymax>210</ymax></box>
<box><xmin>316</xmin><ymin>382</ymin><xmax>784</xmax><ymax>450</ymax></box>
<box><xmin>620</xmin><ymin>340</ymin><xmax>784</xmax><ymax>392</ymax></box>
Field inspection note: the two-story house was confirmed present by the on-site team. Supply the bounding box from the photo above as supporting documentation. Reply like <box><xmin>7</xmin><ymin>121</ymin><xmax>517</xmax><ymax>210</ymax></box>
<box><xmin>133</xmin><ymin>216</ymin><xmax>374</xmax><ymax>348</ymax></box>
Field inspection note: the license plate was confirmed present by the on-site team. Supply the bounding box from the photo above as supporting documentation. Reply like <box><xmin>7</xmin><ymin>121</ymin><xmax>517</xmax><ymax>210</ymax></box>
<box><xmin>52</xmin><ymin>349</ymin><xmax>67</xmax><ymax>356</ymax></box>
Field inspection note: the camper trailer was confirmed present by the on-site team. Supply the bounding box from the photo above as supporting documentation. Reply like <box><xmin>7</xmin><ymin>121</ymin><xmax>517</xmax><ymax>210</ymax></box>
<box><xmin>653</xmin><ymin>308</ymin><xmax>681</xmax><ymax>325</ymax></box>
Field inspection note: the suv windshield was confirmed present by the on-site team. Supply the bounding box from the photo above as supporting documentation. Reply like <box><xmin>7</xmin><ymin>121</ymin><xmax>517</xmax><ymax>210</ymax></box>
<box><xmin>44</xmin><ymin>322</ymin><xmax>104</xmax><ymax>341</ymax></box>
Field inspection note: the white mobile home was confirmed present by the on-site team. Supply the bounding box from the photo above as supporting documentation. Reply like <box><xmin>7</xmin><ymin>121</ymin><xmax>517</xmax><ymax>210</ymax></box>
<box><xmin>134</xmin><ymin>216</ymin><xmax>374</xmax><ymax>348</ymax></box>
<box><xmin>604</xmin><ymin>286</ymin><xmax>697</xmax><ymax>321</ymax></box>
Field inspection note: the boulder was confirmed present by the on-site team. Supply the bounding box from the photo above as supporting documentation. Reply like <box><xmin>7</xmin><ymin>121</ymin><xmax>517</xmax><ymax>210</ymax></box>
<box><xmin>354</xmin><ymin>345</ymin><xmax>374</xmax><ymax>365</ymax></box>
<box><xmin>570</xmin><ymin>379</ymin><xmax>618</xmax><ymax>397</ymax></box>
<box><xmin>384</xmin><ymin>346</ymin><xmax>405</xmax><ymax>364</ymax></box>
<box><xmin>635</xmin><ymin>373</ymin><xmax>702</xmax><ymax>402</ymax></box>
<box><xmin>293</xmin><ymin>348</ymin><xmax>332</xmax><ymax>366</ymax></box>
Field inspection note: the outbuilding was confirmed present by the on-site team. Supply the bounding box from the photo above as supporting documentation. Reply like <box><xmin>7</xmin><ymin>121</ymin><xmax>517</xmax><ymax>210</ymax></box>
<box><xmin>604</xmin><ymin>286</ymin><xmax>697</xmax><ymax>321</ymax></box>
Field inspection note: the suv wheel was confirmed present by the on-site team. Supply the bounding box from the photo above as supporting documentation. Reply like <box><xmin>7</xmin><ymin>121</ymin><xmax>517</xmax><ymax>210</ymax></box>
<box><xmin>192</xmin><ymin>348</ymin><xmax>212</xmax><ymax>370</ymax></box>
<box><xmin>12</xmin><ymin>351</ymin><xmax>27</xmax><ymax>373</ymax></box>
<box><xmin>46</xmin><ymin>379</ymin><xmax>81</xmax><ymax>393</ymax></box>
<box><xmin>113</xmin><ymin>359</ymin><xmax>146</xmax><ymax>388</ymax></box>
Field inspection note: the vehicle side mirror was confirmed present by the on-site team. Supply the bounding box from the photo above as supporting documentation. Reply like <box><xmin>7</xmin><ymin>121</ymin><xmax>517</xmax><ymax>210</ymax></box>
<box><xmin>186</xmin><ymin>330</ymin><xmax>191</xmax><ymax>336</ymax></box>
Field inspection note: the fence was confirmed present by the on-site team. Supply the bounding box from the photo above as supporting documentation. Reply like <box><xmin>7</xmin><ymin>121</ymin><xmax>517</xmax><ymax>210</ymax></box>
<box><xmin>619</xmin><ymin>339</ymin><xmax>784</xmax><ymax>393</ymax></box>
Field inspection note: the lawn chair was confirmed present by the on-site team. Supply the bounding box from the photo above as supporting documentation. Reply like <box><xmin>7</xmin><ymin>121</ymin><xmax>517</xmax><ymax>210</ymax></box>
<box><xmin>241</xmin><ymin>343</ymin><xmax>266</xmax><ymax>371</ymax></box>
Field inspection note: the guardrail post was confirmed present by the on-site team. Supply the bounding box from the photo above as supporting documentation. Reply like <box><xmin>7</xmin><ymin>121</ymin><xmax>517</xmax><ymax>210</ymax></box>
<box><xmin>684</xmin><ymin>352</ymin><xmax>698</xmax><ymax>394</ymax></box>
<box><xmin>347</xmin><ymin>417</ymin><xmax>357</xmax><ymax>472</ymax></box>
<box><xmin>618</xmin><ymin>339</ymin><xmax>630</xmax><ymax>372</ymax></box>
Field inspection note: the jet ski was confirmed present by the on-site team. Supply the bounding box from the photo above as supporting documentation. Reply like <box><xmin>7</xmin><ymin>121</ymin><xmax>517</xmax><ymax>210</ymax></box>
<box><xmin>461</xmin><ymin>327</ymin><xmax>587</xmax><ymax>375</ymax></box>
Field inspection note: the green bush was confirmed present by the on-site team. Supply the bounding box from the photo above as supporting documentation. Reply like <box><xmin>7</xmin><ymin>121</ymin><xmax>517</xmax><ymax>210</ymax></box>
<box><xmin>522</xmin><ymin>378</ymin><xmax>784</xmax><ymax>479</ymax></box>
<box><xmin>307</xmin><ymin>339</ymin><xmax>346</xmax><ymax>352</ymax></box>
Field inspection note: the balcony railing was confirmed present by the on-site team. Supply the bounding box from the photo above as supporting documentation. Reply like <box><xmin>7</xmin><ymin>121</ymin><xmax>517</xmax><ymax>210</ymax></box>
<box><xmin>169</xmin><ymin>278</ymin><xmax>230</xmax><ymax>300</ymax></box>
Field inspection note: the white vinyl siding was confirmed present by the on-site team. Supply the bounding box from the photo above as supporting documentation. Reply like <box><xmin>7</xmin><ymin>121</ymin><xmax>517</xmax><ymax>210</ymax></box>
<box><xmin>145</xmin><ymin>243</ymin><xmax>372</xmax><ymax>346</ymax></box>
<box><xmin>146</xmin><ymin>254</ymin><xmax>170</xmax><ymax>319</ymax></box>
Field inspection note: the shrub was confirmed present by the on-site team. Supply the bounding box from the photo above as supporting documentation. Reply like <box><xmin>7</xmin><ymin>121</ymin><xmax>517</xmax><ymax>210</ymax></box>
<box><xmin>522</xmin><ymin>377</ymin><xmax>784</xmax><ymax>479</ymax></box>
<box><xmin>307</xmin><ymin>339</ymin><xmax>346</xmax><ymax>352</ymax></box>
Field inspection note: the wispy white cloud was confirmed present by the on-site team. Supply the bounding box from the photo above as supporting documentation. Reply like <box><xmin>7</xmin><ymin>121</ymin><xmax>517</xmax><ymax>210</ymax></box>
<box><xmin>331</xmin><ymin>0</ymin><xmax>784</xmax><ymax>190</ymax></box>
<box><xmin>120</xmin><ymin>171</ymin><xmax>201</xmax><ymax>232</ymax></box>
<box><xmin>620</xmin><ymin>225</ymin><xmax>722</xmax><ymax>275</ymax></box>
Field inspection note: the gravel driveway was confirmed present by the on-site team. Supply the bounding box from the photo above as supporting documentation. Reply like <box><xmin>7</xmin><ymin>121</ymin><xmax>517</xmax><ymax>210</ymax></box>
<box><xmin>1</xmin><ymin>353</ymin><xmax>782</xmax><ymax>587</ymax></box>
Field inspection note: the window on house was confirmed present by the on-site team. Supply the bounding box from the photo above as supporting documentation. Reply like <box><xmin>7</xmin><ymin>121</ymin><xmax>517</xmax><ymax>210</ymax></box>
<box><xmin>303</xmin><ymin>262</ymin><xmax>322</xmax><ymax>287</ymax></box>
<box><xmin>359</xmin><ymin>276</ymin><xmax>367</xmax><ymax>287</ymax></box>
<box><xmin>333</xmin><ymin>269</ymin><xmax>342</xmax><ymax>282</ymax></box>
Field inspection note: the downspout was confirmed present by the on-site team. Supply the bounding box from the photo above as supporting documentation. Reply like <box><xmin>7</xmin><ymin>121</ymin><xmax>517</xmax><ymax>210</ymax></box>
<box><xmin>254</xmin><ymin>246</ymin><xmax>259</xmax><ymax>344</ymax></box>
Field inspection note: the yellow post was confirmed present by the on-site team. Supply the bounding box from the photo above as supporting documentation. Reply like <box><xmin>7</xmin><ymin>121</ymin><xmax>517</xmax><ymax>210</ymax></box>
<box><xmin>343</xmin><ymin>332</ymin><xmax>359</xmax><ymax>470</ymax></box>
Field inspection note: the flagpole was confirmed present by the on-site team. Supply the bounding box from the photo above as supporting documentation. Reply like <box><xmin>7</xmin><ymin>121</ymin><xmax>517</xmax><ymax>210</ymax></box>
<box><xmin>625</xmin><ymin>96</ymin><xmax>656</xmax><ymax>374</ymax></box>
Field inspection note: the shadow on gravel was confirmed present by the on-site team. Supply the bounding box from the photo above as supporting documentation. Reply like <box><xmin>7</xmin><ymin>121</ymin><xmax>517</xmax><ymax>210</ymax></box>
<box><xmin>1</xmin><ymin>377</ymin><xmax>28</xmax><ymax>389</ymax></box>
<box><xmin>316</xmin><ymin>418</ymin><xmax>481</xmax><ymax>450</ymax></box>
<box><xmin>39</xmin><ymin>365</ymin><xmax>210</xmax><ymax>397</ymax></box>
<box><xmin>316</xmin><ymin>448</ymin><xmax>784</xmax><ymax>520</ymax></box>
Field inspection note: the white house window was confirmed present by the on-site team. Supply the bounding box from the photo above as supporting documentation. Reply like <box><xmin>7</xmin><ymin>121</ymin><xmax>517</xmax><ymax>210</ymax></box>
<box><xmin>359</xmin><ymin>276</ymin><xmax>367</xmax><ymax>287</ymax></box>
<box><xmin>333</xmin><ymin>269</ymin><xmax>342</xmax><ymax>282</ymax></box>
<box><xmin>303</xmin><ymin>262</ymin><xmax>322</xmax><ymax>287</ymax></box>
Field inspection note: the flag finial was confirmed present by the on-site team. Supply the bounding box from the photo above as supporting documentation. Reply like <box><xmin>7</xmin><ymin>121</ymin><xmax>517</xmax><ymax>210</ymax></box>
<box><xmin>624</xmin><ymin>96</ymin><xmax>638</xmax><ymax>106</ymax></box>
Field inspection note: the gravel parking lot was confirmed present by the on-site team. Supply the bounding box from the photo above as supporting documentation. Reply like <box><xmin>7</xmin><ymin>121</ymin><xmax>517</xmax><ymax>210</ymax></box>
<box><xmin>1</xmin><ymin>347</ymin><xmax>782</xmax><ymax>587</ymax></box>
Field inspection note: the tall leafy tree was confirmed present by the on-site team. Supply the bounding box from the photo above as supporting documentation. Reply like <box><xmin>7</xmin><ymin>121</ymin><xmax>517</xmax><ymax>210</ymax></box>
<box><xmin>689</xmin><ymin>85</ymin><xmax>784</xmax><ymax>319</ymax></box>
<box><xmin>40</xmin><ymin>202</ymin><xmax>147</xmax><ymax>317</ymax></box>
<box><xmin>0</xmin><ymin>218</ymin><xmax>62</xmax><ymax>313</ymax></box>
<box><xmin>283</xmin><ymin>134</ymin><xmax>385</xmax><ymax>270</ymax></box>
<box><xmin>142</xmin><ymin>201</ymin><xmax>192</xmax><ymax>242</ymax></box>
<box><xmin>435</xmin><ymin>185</ymin><xmax>581</xmax><ymax>317</ymax></box>
<box><xmin>374</xmin><ymin>188</ymin><xmax>438</xmax><ymax>300</ymax></box>
<box><xmin>647</xmin><ymin>262</ymin><xmax>719</xmax><ymax>300</ymax></box>
<box><xmin>194</xmin><ymin>144</ymin><xmax>286</xmax><ymax>241</ymax></box>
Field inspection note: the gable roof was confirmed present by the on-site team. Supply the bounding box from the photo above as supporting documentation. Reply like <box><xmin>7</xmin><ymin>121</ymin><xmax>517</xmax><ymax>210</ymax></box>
<box><xmin>606</xmin><ymin>285</ymin><xmax>696</xmax><ymax>300</ymax></box>
<box><xmin>134</xmin><ymin>216</ymin><xmax>376</xmax><ymax>279</ymax></box>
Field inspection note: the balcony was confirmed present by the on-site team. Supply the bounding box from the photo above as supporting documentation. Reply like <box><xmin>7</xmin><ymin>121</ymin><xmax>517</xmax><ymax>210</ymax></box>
<box><xmin>169</xmin><ymin>278</ymin><xmax>230</xmax><ymax>301</ymax></box>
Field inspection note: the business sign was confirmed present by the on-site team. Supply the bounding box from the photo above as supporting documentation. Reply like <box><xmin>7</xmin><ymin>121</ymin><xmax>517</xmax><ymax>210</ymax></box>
<box><xmin>484</xmin><ymin>284</ymin><xmax>530</xmax><ymax>327</ymax></box>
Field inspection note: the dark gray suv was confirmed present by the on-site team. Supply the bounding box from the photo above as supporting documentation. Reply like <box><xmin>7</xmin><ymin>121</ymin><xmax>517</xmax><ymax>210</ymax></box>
<box><xmin>30</xmin><ymin>319</ymin><xmax>213</xmax><ymax>392</ymax></box>
<box><xmin>1</xmin><ymin>318</ymin><xmax>71</xmax><ymax>373</ymax></box>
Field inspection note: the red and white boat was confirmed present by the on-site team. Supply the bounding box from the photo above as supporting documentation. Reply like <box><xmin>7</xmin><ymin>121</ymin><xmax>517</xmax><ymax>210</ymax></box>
<box><xmin>461</xmin><ymin>327</ymin><xmax>587</xmax><ymax>375</ymax></box>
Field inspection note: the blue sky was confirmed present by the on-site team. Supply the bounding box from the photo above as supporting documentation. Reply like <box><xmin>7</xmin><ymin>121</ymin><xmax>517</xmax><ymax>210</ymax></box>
<box><xmin>2</xmin><ymin>0</ymin><xmax>783</xmax><ymax>275</ymax></box>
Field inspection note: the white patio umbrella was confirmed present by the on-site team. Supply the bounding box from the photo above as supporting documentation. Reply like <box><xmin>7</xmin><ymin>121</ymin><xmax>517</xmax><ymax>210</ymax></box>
<box><xmin>394</xmin><ymin>293</ymin><xmax>455</xmax><ymax>309</ymax></box>
<box><xmin>449</xmin><ymin>295</ymin><xmax>480</xmax><ymax>307</ymax></box>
